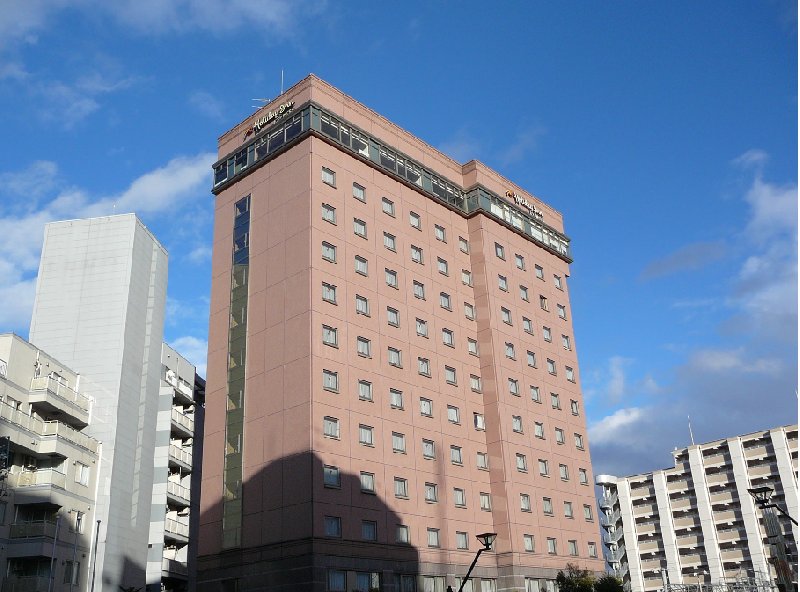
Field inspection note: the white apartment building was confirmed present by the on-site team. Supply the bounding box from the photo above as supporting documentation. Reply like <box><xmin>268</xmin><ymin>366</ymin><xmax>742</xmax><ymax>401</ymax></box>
<box><xmin>596</xmin><ymin>425</ymin><xmax>798</xmax><ymax>592</ymax></box>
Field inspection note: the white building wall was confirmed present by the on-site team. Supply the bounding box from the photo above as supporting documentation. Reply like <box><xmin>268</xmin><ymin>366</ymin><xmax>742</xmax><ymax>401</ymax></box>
<box><xmin>651</xmin><ymin>472</ymin><xmax>681</xmax><ymax>586</ymax></box>
<box><xmin>687</xmin><ymin>448</ymin><xmax>724</xmax><ymax>581</ymax></box>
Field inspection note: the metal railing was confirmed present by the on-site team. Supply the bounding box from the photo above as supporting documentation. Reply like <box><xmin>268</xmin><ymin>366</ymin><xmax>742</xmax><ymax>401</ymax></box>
<box><xmin>164</xmin><ymin>518</ymin><xmax>189</xmax><ymax>538</ymax></box>
<box><xmin>0</xmin><ymin>399</ymin><xmax>98</xmax><ymax>452</ymax></box>
<box><xmin>9</xmin><ymin>520</ymin><xmax>58</xmax><ymax>539</ymax></box>
<box><xmin>168</xmin><ymin>444</ymin><xmax>192</xmax><ymax>466</ymax></box>
<box><xmin>170</xmin><ymin>408</ymin><xmax>194</xmax><ymax>433</ymax></box>
<box><xmin>601</xmin><ymin>491</ymin><xmax>619</xmax><ymax>508</ymax></box>
<box><xmin>162</xmin><ymin>557</ymin><xmax>188</xmax><ymax>576</ymax></box>
<box><xmin>8</xmin><ymin>468</ymin><xmax>67</xmax><ymax>489</ymax></box>
<box><xmin>167</xmin><ymin>481</ymin><xmax>191</xmax><ymax>503</ymax></box>
<box><xmin>29</xmin><ymin>376</ymin><xmax>91</xmax><ymax>412</ymax></box>
<box><xmin>2</xmin><ymin>575</ymin><xmax>51</xmax><ymax>592</ymax></box>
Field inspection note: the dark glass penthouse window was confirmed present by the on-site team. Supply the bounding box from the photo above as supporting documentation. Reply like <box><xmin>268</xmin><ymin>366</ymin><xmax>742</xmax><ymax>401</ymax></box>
<box><xmin>269</xmin><ymin>127</ymin><xmax>285</xmax><ymax>151</ymax></box>
<box><xmin>321</xmin><ymin>113</ymin><xmax>340</xmax><ymax>139</ymax></box>
<box><xmin>285</xmin><ymin>115</ymin><xmax>302</xmax><ymax>141</ymax></box>
<box><xmin>352</xmin><ymin>132</ymin><xmax>369</xmax><ymax>158</ymax></box>
<box><xmin>380</xmin><ymin>148</ymin><xmax>396</xmax><ymax>172</ymax></box>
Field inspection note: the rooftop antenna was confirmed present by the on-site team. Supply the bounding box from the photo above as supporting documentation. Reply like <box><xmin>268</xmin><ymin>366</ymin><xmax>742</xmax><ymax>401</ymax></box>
<box><xmin>688</xmin><ymin>415</ymin><xmax>695</xmax><ymax>445</ymax></box>
<box><xmin>281</xmin><ymin>69</ymin><xmax>284</xmax><ymax>95</ymax></box>
<box><xmin>251</xmin><ymin>71</ymin><xmax>286</xmax><ymax>110</ymax></box>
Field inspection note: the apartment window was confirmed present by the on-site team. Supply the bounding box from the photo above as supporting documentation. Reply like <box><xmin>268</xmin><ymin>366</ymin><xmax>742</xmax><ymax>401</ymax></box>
<box><xmin>360</xmin><ymin>471</ymin><xmax>376</xmax><ymax>493</ymax></box>
<box><xmin>416</xmin><ymin>318</ymin><xmax>428</xmax><ymax>337</ymax></box>
<box><xmin>470</xmin><ymin>375</ymin><xmax>482</xmax><ymax>393</ymax></box>
<box><xmin>570</xmin><ymin>400</ymin><xmax>579</xmax><ymax>415</ymax></box>
<box><xmin>519</xmin><ymin>285</ymin><xmax>529</xmax><ymax>301</ymax></box>
<box><xmin>324</xmin><ymin>515</ymin><xmax>341</xmax><ymax>538</ymax></box>
<box><xmin>462</xmin><ymin>269</ymin><xmax>472</xmax><ymax>285</ymax></box>
<box><xmin>588</xmin><ymin>542</ymin><xmax>598</xmax><ymax>558</ymax></box>
<box><xmin>521</xmin><ymin>322</ymin><xmax>536</xmax><ymax>341</ymax></box>
<box><xmin>321</xmin><ymin>203</ymin><xmax>337</xmax><ymax>224</ymax></box>
<box><xmin>551</xmin><ymin>392</ymin><xmax>560</xmax><ymax>409</ymax></box>
<box><xmin>566</xmin><ymin>366</ymin><xmax>575</xmax><ymax>382</ymax></box>
<box><xmin>584</xmin><ymin>504</ymin><xmax>593</xmax><ymax>521</ymax></box>
<box><xmin>75</xmin><ymin>462</ymin><xmax>90</xmax><ymax>486</ymax></box>
<box><xmin>560</xmin><ymin>464</ymin><xmax>570</xmax><ymax>480</ymax></box>
<box><xmin>557</xmin><ymin>304</ymin><xmax>567</xmax><ymax>319</ymax></box>
<box><xmin>394</xmin><ymin>477</ymin><xmax>408</xmax><ymax>497</ymax></box>
<box><xmin>384</xmin><ymin>232</ymin><xmax>397</xmax><ymax>251</ymax></box>
<box><xmin>468</xmin><ymin>338</ymin><xmax>479</xmax><ymax>355</ymax></box>
<box><xmin>444</xmin><ymin>366</ymin><xmax>457</xmax><ymax>385</ymax></box>
<box><xmin>353</xmin><ymin>218</ymin><xmax>367</xmax><ymax>238</ymax></box>
<box><xmin>419</xmin><ymin>398</ymin><xmax>433</xmax><ymax>417</ymax></box>
<box><xmin>516</xmin><ymin>453</ymin><xmax>528</xmax><ymax>472</ymax></box>
<box><xmin>480</xmin><ymin>492</ymin><xmax>492</xmax><ymax>511</ymax></box>
<box><xmin>322</xmin><ymin>417</ymin><xmax>339</xmax><ymax>440</ymax></box>
<box><xmin>476</xmin><ymin>451</ymin><xmax>489</xmax><ymax>469</ymax></box>
<box><xmin>392</xmin><ymin>432</ymin><xmax>406</xmax><ymax>453</ymax></box>
<box><xmin>540</xmin><ymin>295</ymin><xmax>549</xmax><ymax>311</ymax></box>
<box><xmin>418</xmin><ymin>357</ymin><xmax>431</xmax><ymax>376</ymax></box>
<box><xmin>358</xmin><ymin>380</ymin><xmax>373</xmax><ymax>401</ymax></box>
<box><xmin>427</xmin><ymin>528</ymin><xmax>440</xmax><ymax>548</ymax></box>
<box><xmin>322</xmin><ymin>282</ymin><xmax>337</xmax><ymax>304</ymax></box>
<box><xmin>527</xmin><ymin>351</ymin><xmax>537</xmax><ymax>368</ymax></box>
<box><xmin>447</xmin><ymin>405</ymin><xmax>460</xmax><ymax>424</ymax></box>
<box><xmin>356</xmin><ymin>337</ymin><xmax>371</xmax><ymax>357</ymax></box>
<box><xmin>562</xmin><ymin>335</ymin><xmax>572</xmax><ymax>350</ymax></box>
<box><xmin>451</xmin><ymin>445</ymin><xmax>463</xmax><ymax>465</ymax></box>
<box><xmin>508</xmin><ymin>378</ymin><xmax>519</xmax><ymax>396</ymax></box>
<box><xmin>322</xmin><ymin>370</ymin><xmax>339</xmax><ymax>393</ymax></box>
<box><xmin>390</xmin><ymin>389</ymin><xmax>404</xmax><ymax>409</ymax></box>
<box><xmin>434</xmin><ymin>224</ymin><xmax>446</xmax><ymax>242</ymax></box>
<box><xmin>413</xmin><ymin>281</ymin><xmax>425</xmax><ymax>299</ymax></box>
<box><xmin>322</xmin><ymin>241</ymin><xmax>337</xmax><ymax>262</ymax></box>
<box><xmin>409</xmin><ymin>211</ymin><xmax>421</xmax><ymax>229</ymax></box>
<box><xmin>543</xmin><ymin>497</ymin><xmax>553</xmax><ymax>515</ymax></box>
<box><xmin>321</xmin><ymin>167</ymin><xmax>336</xmax><ymax>186</ymax></box>
<box><xmin>425</xmin><ymin>483</ymin><xmax>438</xmax><ymax>503</ymax></box>
<box><xmin>579</xmin><ymin>468</ymin><xmax>588</xmax><ymax>485</ymax></box>
<box><xmin>464</xmin><ymin>302</ymin><xmax>476</xmax><ymax>320</ymax></box>
<box><xmin>568</xmin><ymin>540</ymin><xmax>578</xmax><ymax>556</ymax></box>
<box><xmin>543</xmin><ymin>327</ymin><xmax>552</xmax><ymax>342</ymax></box>
<box><xmin>495</xmin><ymin>243</ymin><xmax>505</xmax><ymax>259</ymax></box>
<box><xmin>523</xmin><ymin>534</ymin><xmax>535</xmax><ymax>552</ymax></box>
<box><xmin>459</xmin><ymin>236</ymin><xmax>469</xmax><ymax>253</ymax></box>
<box><xmin>530</xmin><ymin>385</ymin><xmax>541</xmax><ymax>402</ymax></box>
<box><xmin>322</xmin><ymin>325</ymin><xmax>338</xmax><ymax>347</ymax></box>
<box><xmin>539</xmin><ymin>459</ymin><xmax>549</xmax><ymax>476</ymax></box>
<box><xmin>547</xmin><ymin>359</ymin><xmax>557</xmax><ymax>375</ymax></box>
<box><xmin>385</xmin><ymin>268</ymin><xmax>398</xmax><ymax>288</ymax></box>
<box><xmin>396</xmin><ymin>525</ymin><xmax>410</xmax><ymax>543</ymax></box>
<box><xmin>574</xmin><ymin>433</ymin><xmax>585</xmax><ymax>450</ymax></box>
<box><xmin>564</xmin><ymin>501</ymin><xmax>574</xmax><ymax>517</ymax></box>
<box><xmin>498</xmin><ymin>275</ymin><xmax>508</xmax><ymax>291</ymax></box>
<box><xmin>534</xmin><ymin>422</ymin><xmax>545</xmax><ymax>438</ymax></box>
<box><xmin>547</xmin><ymin>538</ymin><xmax>557</xmax><ymax>555</ymax></box>
<box><xmin>501</xmin><ymin>307</ymin><xmax>512</xmax><ymax>324</ymax></box>
<box><xmin>353</xmin><ymin>182</ymin><xmax>366</xmax><ymax>202</ymax></box>
<box><xmin>359</xmin><ymin>424</ymin><xmax>374</xmax><ymax>446</ymax></box>
<box><xmin>388</xmin><ymin>347</ymin><xmax>402</xmax><ymax>368</ymax></box>
<box><xmin>323</xmin><ymin>465</ymin><xmax>340</xmax><ymax>489</ymax></box>
<box><xmin>505</xmin><ymin>342</ymin><xmax>516</xmax><ymax>359</ymax></box>
<box><xmin>440</xmin><ymin>292</ymin><xmax>452</xmax><ymax>310</ymax></box>
<box><xmin>554</xmin><ymin>275</ymin><xmax>563</xmax><ymax>290</ymax></box>
<box><xmin>437</xmin><ymin>257</ymin><xmax>448</xmax><ymax>275</ymax></box>
<box><xmin>422</xmin><ymin>439</ymin><xmax>435</xmax><ymax>459</ymax></box>
<box><xmin>442</xmin><ymin>329</ymin><xmax>455</xmax><ymax>347</ymax></box>
<box><xmin>512</xmin><ymin>415</ymin><xmax>523</xmax><ymax>433</ymax></box>
<box><xmin>411</xmin><ymin>245</ymin><xmax>423</xmax><ymax>264</ymax></box>
<box><xmin>456</xmin><ymin>531</ymin><xmax>469</xmax><ymax>549</ymax></box>
<box><xmin>474</xmin><ymin>413</ymin><xmax>485</xmax><ymax>430</ymax></box>
<box><xmin>362</xmin><ymin>520</ymin><xmax>378</xmax><ymax>541</ymax></box>
<box><xmin>535</xmin><ymin>265</ymin><xmax>544</xmax><ymax>279</ymax></box>
<box><xmin>355</xmin><ymin>294</ymin><xmax>369</xmax><ymax>316</ymax></box>
<box><xmin>355</xmin><ymin>255</ymin><xmax>368</xmax><ymax>275</ymax></box>
<box><xmin>382</xmin><ymin>197</ymin><xmax>395</xmax><ymax>215</ymax></box>
<box><xmin>555</xmin><ymin>428</ymin><xmax>565</xmax><ymax>444</ymax></box>
<box><xmin>521</xmin><ymin>494</ymin><xmax>532</xmax><ymax>512</ymax></box>
<box><xmin>387</xmin><ymin>307</ymin><xmax>400</xmax><ymax>327</ymax></box>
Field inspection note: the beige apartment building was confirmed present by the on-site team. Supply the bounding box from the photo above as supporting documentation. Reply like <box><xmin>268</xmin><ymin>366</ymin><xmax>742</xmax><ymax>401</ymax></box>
<box><xmin>596</xmin><ymin>425</ymin><xmax>798</xmax><ymax>592</ymax></box>
<box><xmin>199</xmin><ymin>75</ymin><xmax>603</xmax><ymax>592</ymax></box>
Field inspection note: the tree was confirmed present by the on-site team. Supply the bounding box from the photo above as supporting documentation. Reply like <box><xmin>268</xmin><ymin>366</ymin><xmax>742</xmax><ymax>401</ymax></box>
<box><xmin>556</xmin><ymin>564</ymin><xmax>595</xmax><ymax>592</ymax></box>
<box><xmin>594</xmin><ymin>575</ymin><xmax>624</xmax><ymax>592</ymax></box>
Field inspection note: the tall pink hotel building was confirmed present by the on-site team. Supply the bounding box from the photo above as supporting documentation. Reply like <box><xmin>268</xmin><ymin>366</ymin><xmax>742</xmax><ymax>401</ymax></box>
<box><xmin>199</xmin><ymin>75</ymin><xmax>603</xmax><ymax>592</ymax></box>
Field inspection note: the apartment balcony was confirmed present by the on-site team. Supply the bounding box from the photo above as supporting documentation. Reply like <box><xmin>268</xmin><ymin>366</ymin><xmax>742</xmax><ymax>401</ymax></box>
<box><xmin>600</xmin><ymin>491</ymin><xmax>618</xmax><ymax>509</ymax></box>
<box><xmin>1</xmin><ymin>575</ymin><xmax>51</xmax><ymax>592</ymax></box>
<box><xmin>676</xmin><ymin>534</ymin><xmax>703</xmax><ymax>548</ymax></box>
<box><xmin>9</xmin><ymin>520</ymin><xmax>58</xmax><ymax>540</ymax></box>
<box><xmin>713</xmin><ymin>508</ymin><xmax>739</xmax><ymax>523</ymax></box>
<box><xmin>601</xmin><ymin>509</ymin><xmax>622</xmax><ymax>527</ymax></box>
<box><xmin>673</xmin><ymin>515</ymin><xmax>700</xmax><ymax>529</ymax></box>
<box><xmin>28</xmin><ymin>377</ymin><xmax>90</xmax><ymax>428</ymax></box>
<box><xmin>748</xmin><ymin>463</ymin><xmax>777</xmax><ymax>479</ymax></box>
<box><xmin>670</xmin><ymin>496</ymin><xmax>696</xmax><ymax>512</ymax></box>
<box><xmin>164</xmin><ymin>518</ymin><xmax>189</xmax><ymax>544</ymax></box>
<box><xmin>604</xmin><ymin>529</ymin><xmax>624</xmax><ymax>545</ymax></box>
<box><xmin>706</xmin><ymin>471</ymin><xmax>734</xmax><ymax>486</ymax></box>
<box><xmin>174</xmin><ymin>379</ymin><xmax>195</xmax><ymax>406</ymax></box>
<box><xmin>717</xmin><ymin>528</ymin><xmax>745</xmax><ymax>543</ymax></box>
<box><xmin>0</xmin><ymin>399</ymin><xmax>99</xmax><ymax>454</ymax></box>
<box><xmin>170</xmin><ymin>408</ymin><xmax>194</xmax><ymax>438</ymax></box>
<box><xmin>166</xmin><ymin>481</ymin><xmax>190</xmax><ymax>507</ymax></box>
<box><xmin>703</xmin><ymin>452</ymin><xmax>730</xmax><ymax>469</ymax></box>
<box><xmin>709</xmin><ymin>490</ymin><xmax>735</xmax><ymax>505</ymax></box>
<box><xmin>7</xmin><ymin>469</ymin><xmax>67</xmax><ymax>490</ymax></box>
<box><xmin>630</xmin><ymin>486</ymin><xmax>655</xmax><ymax>501</ymax></box>
<box><xmin>162</xmin><ymin>557</ymin><xmax>189</xmax><ymax>578</ymax></box>
<box><xmin>720</xmin><ymin>548</ymin><xmax>746</xmax><ymax>563</ymax></box>
<box><xmin>608</xmin><ymin>546</ymin><xmax>627</xmax><ymax>563</ymax></box>
<box><xmin>168</xmin><ymin>444</ymin><xmax>192</xmax><ymax>471</ymax></box>
<box><xmin>640</xmin><ymin>557</ymin><xmax>664</xmax><ymax>572</ymax></box>
<box><xmin>638</xmin><ymin>539</ymin><xmax>661</xmax><ymax>553</ymax></box>
<box><xmin>743</xmin><ymin>443</ymin><xmax>770</xmax><ymax>459</ymax></box>
<box><xmin>633</xmin><ymin>502</ymin><xmax>659</xmax><ymax>517</ymax></box>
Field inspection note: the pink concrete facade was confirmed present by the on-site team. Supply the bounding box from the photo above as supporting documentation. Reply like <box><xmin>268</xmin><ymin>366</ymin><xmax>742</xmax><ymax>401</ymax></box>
<box><xmin>199</xmin><ymin>75</ymin><xmax>603</xmax><ymax>592</ymax></box>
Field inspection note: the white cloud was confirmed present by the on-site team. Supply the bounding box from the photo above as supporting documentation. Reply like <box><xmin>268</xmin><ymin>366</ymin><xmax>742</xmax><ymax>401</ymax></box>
<box><xmin>687</xmin><ymin>348</ymin><xmax>781</xmax><ymax>376</ymax></box>
<box><xmin>169</xmin><ymin>335</ymin><xmax>208</xmax><ymax>378</ymax></box>
<box><xmin>189</xmin><ymin>90</ymin><xmax>225</xmax><ymax>120</ymax></box>
<box><xmin>498</xmin><ymin>126</ymin><xmax>543</xmax><ymax>167</ymax></box>
<box><xmin>732</xmin><ymin>148</ymin><xmax>769</xmax><ymax>170</ymax></box>
<box><xmin>438</xmin><ymin>129</ymin><xmax>481</xmax><ymax>163</ymax></box>
<box><xmin>187</xmin><ymin>244</ymin><xmax>212</xmax><ymax>264</ymax></box>
<box><xmin>607</xmin><ymin>355</ymin><xmax>631</xmax><ymax>403</ymax></box>
<box><xmin>589</xmin><ymin>407</ymin><xmax>646</xmax><ymax>446</ymax></box>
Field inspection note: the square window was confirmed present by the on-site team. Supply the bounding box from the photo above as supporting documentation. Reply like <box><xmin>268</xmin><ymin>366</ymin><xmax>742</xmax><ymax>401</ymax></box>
<box><xmin>584</xmin><ymin>504</ymin><xmax>593</xmax><ymax>521</ymax></box>
<box><xmin>323</xmin><ymin>465</ymin><xmax>341</xmax><ymax>488</ymax></box>
<box><xmin>464</xmin><ymin>302</ymin><xmax>476</xmax><ymax>320</ymax></box>
<box><xmin>547</xmin><ymin>359</ymin><xmax>557</xmax><ymax>375</ymax></box>
<box><xmin>579</xmin><ymin>468</ymin><xmax>589</xmax><ymax>485</ymax></box>
<box><xmin>515</xmin><ymin>254</ymin><xmax>525</xmax><ymax>270</ymax></box>
<box><xmin>456</xmin><ymin>531</ymin><xmax>469</xmax><ymax>549</ymax></box>
<box><xmin>387</xmin><ymin>307</ymin><xmax>400</xmax><ymax>327</ymax></box>
<box><xmin>555</xmin><ymin>428</ymin><xmax>565</xmax><ymax>444</ymax></box>
<box><xmin>459</xmin><ymin>237</ymin><xmax>469</xmax><ymax>253</ymax></box>
<box><xmin>434</xmin><ymin>225</ymin><xmax>446</xmax><ymax>242</ymax></box>
<box><xmin>384</xmin><ymin>232</ymin><xmax>397</xmax><ymax>251</ymax></box>
<box><xmin>516</xmin><ymin>453</ymin><xmax>527</xmax><ymax>472</ymax></box>
<box><xmin>324</xmin><ymin>516</ymin><xmax>341</xmax><ymax>537</ymax></box>
<box><xmin>562</xmin><ymin>334</ymin><xmax>571</xmax><ymax>350</ymax></box>
<box><xmin>447</xmin><ymin>405</ymin><xmax>460</xmax><ymax>424</ymax></box>
<box><xmin>396</xmin><ymin>525</ymin><xmax>410</xmax><ymax>543</ymax></box>
<box><xmin>355</xmin><ymin>294</ymin><xmax>369</xmax><ymax>316</ymax></box>
<box><xmin>392</xmin><ymin>432</ymin><xmax>406</xmax><ymax>453</ymax></box>
<box><xmin>501</xmin><ymin>307</ymin><xmax>512</xmax><ymax>325</ymax></box>
<box><xmin>568</xmin><ymin>540</ymin><xmax>578</xmax><ymax>556</ymax></box>
<box><xmin>519</xmin><ymin>285</ymin><xmax>529</xmax><ymax>301</ymax></box>
<box><xmin>495</xmin><ymin>243</ymin><xmax>505</xmax><ymax>259</ymax></box>
<box><xmin>534</xmin><ymin>422</ymin><xmax>545</xmax><ymax>438</ymax></box>
<box><xmin>382</xmin><ymin>197</ymin><xmax>395</xmax><ymax>216</ymax></box>
<box><xmin>551</xmin><ymin>392</ymin><xmax>560</xmax><ymax>409</ymax></box>
<box><xmin>476</xmin><ymin>451</ymin><xmax>489</xmax><ymax>469</ymax></box>
<box><xmin>322</xmin><ymin>241</ymin><xmax>337</xmax><ymax>262</ymax></box>
<box><xmin>560</xmin><ymin>464</ymin><xmax>569</xmax><ymax>480</ymax></box>
<box><xmin>437</xmin><ymin>258</ymin><xmax>448</xmax><ymax>275</ymax></box>
<box><xmin>359</xmin><ymin>424</ymin><xmax>374</xmax><ymax>446</ymax></box>
<box><xmin>480</xmin><ymin>492</ymin><xmax>491</xmax><ymax>511</ymax></box>
<box><xmin>470</xmin><ymin>375</ymin><xmax>482</xmax><ymax>392</ymax></box>
<box><xmin>462</xmin><ymin>269</ymin><xmax>472</xmax><ymax>285</ymax></box>
<box><xmin>353</xmin><ymin>218</ymin><xmax>367</xmax><ymax>238</ymax></box>
<box><xmin>394</xmin><ymin>477</ymin><xmax>408</xmax><ymax>497</ymax></box>
<box><xmin>409</xmin><ymin>211</ymin><xmax>421</xmax><ymax>229</ymax></box>
<box><xmin>454</xmin><ymin>488</ymin><xmax>467</xmax><ymax>507</ymax></box>
<box><xmin>539</xmin><ymin>459</ymin><xmax>549</xmax><ymax>476</ymax></box>
<box><xmin>505</xmin><ymin>342</ymin><xmax>516</xmax><ymax>359</ymax></box>
<box><xmin>566</xmin><ymin>366</ymin><xmax>576</xmax><ymax>382</ymax></box>
<box><xmin>554</xmin><ymin>275</ymin><xmax>563</xmax><ymax>290</ymax></box>
<box><xmin>322</xmin><ymin>282</ymin><xmax>337</xmax><ymax>304</ymax></box>
<box><xmin>543</xmin><ymin>497</ymin><xmax>553</xmax><ymax>515</ymax></box>
<box><xmin>468</xmin><ymin>339</ymin><xmax>479</xmax><ymax>355</ymax></box>
<box><xmin>353</xmin><ymin>182</ymin><xmax>366</xmax><ymax>202</ymax></box>
<box><xmin>540</xmin><ymin>295</ymin><xmax>549</xmax><ymax>311</ymax></box>
<box><xmin>419</xmin><ymin>398</ymin><xmax>433</xmax><ymax>417</ymax></box>
<box><xmin>589</xmin><ymin>542</ymin><xmax>598</xmax><ymax>558</ymax></box>
<box><xmin>416</xmin><ymin>318</ymin><xmax>428</xmax><ymax>337</ymax></box>
<box><xmin>385</xmin><ymin>268</ymin><xmax>398</xmax><ymax>288</ymax></box>
<box><xmin>357</xmin><ymin>336</ymin><xmax>371</xmax><ymax>357</ymax></box>
<box><xmin>418</xmin><ymin>357</ymin><xmax>431</xmax><ymax>376</ymax></box>
<box><xmin>543</xmin><ymin>327</ymin><xmax>552</xmax><ymax>342</ymax></box>
<box><xmin>547</xmin><ymin>538</ymin><xmax>557</xmax><ymax>555</ymax></box>
<box><xmin>444</xmin><ymin>366</ymin><xmax>457</xmax><ymax>385</ymax></box>
<box><xmin>450</xmin><ymin>444</ymin><xmax>463</xmax><ymax>465</ymax></box>
<box><xmin>558</xmin><ymin>304</ymin><xmax>567</xmax><ymax>319</ymax></box>
<box><xmin>322</xmin><ymin>167</ymin><xmax>336</xmax><ymax>187</ymax></box>
<box><xmin>523</xmin><ymin>317</ymin><xmax>533</xmax><ymax>334</ymax></box>
<box><xmin>321</xmin><ymin>203</ymin><xmax>337</xmax><ymax>224</ymax></box>
<box><xmin>413</xmin><ymin>281</ymin><xmax>425</xmax><ymax>299</ymax></box>
<box><xmin>574</xmin><ymin>433</ymin><xmax>584</xmax><ymax>450</ymax></box>
<box><xmin>424</xmin><ymin>482</ymin><xmax>438</xmax><ymax>502</ymax></box>
<box><xmin>411</xmin><ymin>245</ymin><xmax>423</xmax><ymax>264</ymax></box>
<box><xmin>512</xmin><ymin>415</ymin><xmax>523</xmax><ymax>433</ymax></box>
<box><xmin>571</xmin><ymin>400</ymin><xmax>579</xmax><ymax>415</ymax></box>
<box><xmin>440</xmin><ymin>292</ymin><xmax>452</xmax><ymax>310</ymax></box>
<box><xmin>362</xmin><ymin>520</ymin><xmax>377</xmax><ymax>541</ymax></box>
<box><xmin>442</xmin><ymin>328</ymin><xmax>455</xmax><ymax>347</ymax></box>
<box><xmin>474</xmin><ymin>413</ymin><xmax>485</xmax><ymax>431</ymax></box>
<box><xmin>388</xmin><ymin>347</ymin><xmax>402</xmax><ymax>368</ymax></box>
<box><xmin>498</xmin><ymin>275</ymin><xmax>508</xmax><ymax>291</ymax></box>
<box><xmin>527</xmin><ymin>351</ymin><xmax>537</xmax><ymax>368</ymax></box>
<box><xmin>422</xmin><ymin>439</ymin><xmax>435</xmax><ymax>459</ymax></box>
<box><xmin>521</xmin><ymin>493</ymin><xmax>531</xmax><ymax>512</ymax></box>
<box><xmin>508</xmin><ymin>378</ymin><xmax>519</xmax><ymax>396</ymax></box>
<box><xmin>360</xmin><ymin>471</ymin><xmax>376</xmax><ymax>493</ymax></box>
<box><xmin>535</xmin><ymin>265</ymin><xmax>544</xmax><ymax>280</ymax></box>
<box><xmin>323</xmin><ymin>371</ymin><xmax>339</xmax><ymax>393</ymax></box>
<box><xmin>530</xmin><ymin>385</ymin><xmax>541</xmax><ymax>402</ymax></box>
<box><xmin>322</xmin><ymin>325</ymin><xmax>338</xmax><ymax>347</ymax></box>
<box><xmin>390</xmin><ymin>388</ymin><xmax>404</xmax><ymax>409</ymax></box>
<box><xmin>523</xmin><ymin>534</ymin><xmax>535</xmax><ymax>552</ymax></box>
<box><xmin>358</xmin><ymin>380</ymin><xmax>373</xmax><ymax>401</ymax></box>
<box><xmin>323</xmin><ymin>416</ymin><xmax>340</xmax><ymax>438</ymax></box>
<box><xmin>355</xmin><ymin>255</ymin><xmax>368</xmax><ymax>275</ymax></box>
<box><xmin>427</xmin><ymin>528</ymin><xmax>440</xmax><ymax>547</ymax></box>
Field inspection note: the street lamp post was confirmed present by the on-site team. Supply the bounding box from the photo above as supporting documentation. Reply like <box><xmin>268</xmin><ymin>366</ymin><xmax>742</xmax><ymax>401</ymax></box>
<box><xmin>747</xmin><ymin>486</ymin><xmax>797</xmax><ymax>592</ymax></box>
<box><xmin>455</xmin><ymin>533</ymin><xmax>497</xmax><ymax>592</ymax></box>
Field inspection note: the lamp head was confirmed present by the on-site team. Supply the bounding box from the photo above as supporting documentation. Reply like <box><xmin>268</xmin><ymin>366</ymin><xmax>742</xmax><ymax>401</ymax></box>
<box><xmin>476</xmin><ymin>532</ymin><xmax>497</xmax><ymax>551</ymax></box>
<box><xmin>748</xmin><ymin>486</ymin><xmax>774</xmax><ymax>506</ymax></box>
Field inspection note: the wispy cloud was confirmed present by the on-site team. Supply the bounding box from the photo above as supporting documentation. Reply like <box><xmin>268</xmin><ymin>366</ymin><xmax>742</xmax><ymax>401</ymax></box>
<box><xmin>189</xmin><ymin>90</ymin><xmax>225</xmax><ymax>121</ymax></box>
<box><xmin>438</xmin><ymin>128</ymin><xmax>482</xmax><ymax>163</ymax></box>
<box><xmin>640</xmin><ymin>241</ymin><xmax>727</xmax><ymax>280</ymax></box>
<box><xmin>169</xmin><ymin>335</ymin><xmax>208</xmax><ymax>378</ymax></box>
<box><xmin>498</xmin><ymin>126</ymin><xmax>543</xmax><ymax>167</ymax></box>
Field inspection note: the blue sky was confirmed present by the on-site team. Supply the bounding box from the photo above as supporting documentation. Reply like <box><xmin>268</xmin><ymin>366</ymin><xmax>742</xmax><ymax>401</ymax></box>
<box><xmin>0</xmin><ymin>1</ymin><xmax>796</xmax><ymax>476</ymax></box>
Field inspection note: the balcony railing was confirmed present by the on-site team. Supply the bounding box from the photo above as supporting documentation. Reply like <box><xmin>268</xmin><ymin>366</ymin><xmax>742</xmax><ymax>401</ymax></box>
<box><xmin>601</xmin><ymin>509</ymin><xmax>622</xmax><ymax>527</ymax></box>
<box><xmin>600</xmin><ymin>491</ymin><xmax>618</xmax><ymax>509</ymax></box>
<box><xmin>604</xmin><ymin>529</ymin><xmax>624</xmax><ymax>545</ymax></box>
<box><xmin>8</xmin><ymin>469</ymin><xmax>67</xmax><ymax>489</ymax></box>
<box><xmin>9</xmin><ymin>520</ymin><xmax>58</xmax><ymax>539</ymax></box>
<box><xmin>2</xmin><ymin>575</ymin><xmax>51</xmax><ymax>592</ymax></box>
<box><xmin>168</xmin><ymin>444</ymin><xmax>193</xmax><ymax>467</ymax></box>
<box><xmin>170</xmin><ymin>408</ymin><xmax>194</xmax><ymax>433</ymax></box>
<box><xmin>165</xmin><ymin>518</ymin><xmax>189</xmax><ymax>538</ymax></box>
<box><xmin>162</xmin><ymin>557</ymin><xmax>188</xmax><ymax>577</ymax></box>
<box><xmin>0</xmin><ymin>399</ymin><xmax>98</xmax><ymax>452</ymax></box>
<box><xmin>29</xmin><ymin>376</ymin><xmax>91</xmax><ymax>412</ymax></box>
<box><xmin>167</xmin><ymin>481</ymin><xmax>191</xmax><ymax>503</ymax></box>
